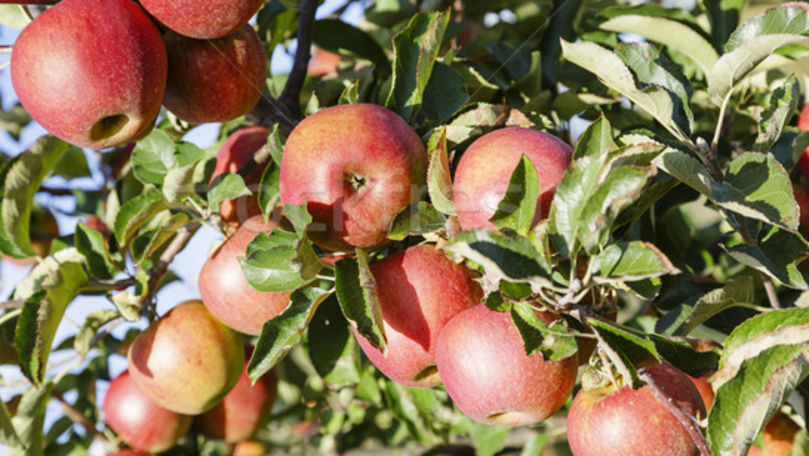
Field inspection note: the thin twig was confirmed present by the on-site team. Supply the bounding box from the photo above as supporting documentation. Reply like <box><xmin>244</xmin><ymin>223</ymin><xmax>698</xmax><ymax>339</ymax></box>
<box><xmin>762</xmin><ymin>275</ymin><xmax>781</xmax><ymax>309</ymax></box>
<box><xmin>83</xmin><ymin>278</ymin><xmax>136</xmax><ymax>292</ymax></box>
<box><xmin>51</xmin><ymin>390</ymin><xmax>118</xmax><ymax>452</ymax></box>
<box><xmin>0</xmin><ymin>299</ymin><xmax>24</xmax><ymax>310</ymax></box>
<box><xmin>638</xmin><ymin>369</ymin><xmax>711</xmax><ymax>456</ymax></box>
<box><xmin>279</xmin><ymin>0</ymin><xmax>318</xmax><ymax>117</ymax></box>
<box><xmin>138</xmin><ymin>223</ymin><xmax>199</xmax><ymax>307</ymax></box>
<box><xmin>247</xmin><ymin>94</ymin><xmax>299</xmax><ymax>134</ymax></box>
<box><xmin>0</xmin><ymin>46</ymin><xmax>11</xmax><ymax>55</ymax></box>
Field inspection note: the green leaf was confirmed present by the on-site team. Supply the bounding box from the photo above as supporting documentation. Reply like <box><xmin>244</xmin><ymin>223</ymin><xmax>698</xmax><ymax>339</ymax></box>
<box><xmin>258</xmin><ymin>127</ymin><xmax>283</xmax><ymax>220</ymax></box>
<box><xmin>162</xmin><ymin>164</ymin><xmax>197</xmax><ymax>205</ymax></box>
<box><xmin>1</xmin><ymin>136</ymin><xmax>68</xmax><ymax>258</ymax></box>
<box><xmin>0</xmin><ymin>104</ymin><xmax>32</xmax><ymax>140</ymax></box>
<box><xmin>420</xmin><ymin>62</ymin><xmax>469</xmax><ymax>123</ymax></box>
<box><xmin>0</xmin><ymin>399</ymin><xmax>20</xmax><ymax>447</ymax></box>
<box><xmin>282</xmin><ymin>202</ymin><xmax>313</xmax><ymax>237</ymax></box>
<box><xmin>334</xmin><ymin>250</ymin><xmax>387</xmax><ymax>353</ymax></box>
<box><xmin>388</xmin><ymin>202</ymin><xmax>447</xmax><ymax>241</ymax></box>
<box><xmin>130</xmin><ymin>212</ymin><xmax>190</xmax><ymax>264</ymax></box>
<box><xmin>704</xmin><ymin>0</ymin><xmax>744</xmax><ymax>49</ymax></box>
<box><xmin>726</xmin><ymin>227</ymin><xmax>809</xmax><ymax>290</ymax></box>
<box><xmin>7</xmin><ymin>382</ymin><xmax>53</xmax><ymax>456</ymax></box>
<box><xmin>489</xmin><ymin>155</ymin><xmax>540</xmax><ymax>236</ymax></box>
<box><xmin>510</xmin><ymin>302</ymin><xmax>577</xmax><ymax>362</ymax></box>
<box><xmin>207</xmin><ymin>173</ymin><xmax>251</xmax><ymax>212</ymax></box>
<box><xmin>385</xmin><ymin>10</ymin><xmax>450</xmax><ymax>122</ymax></box>
<box><xmin>307</xmin><ymin>295</ymin><xmax>361</xmax><ymax>386</ymax></box>
<box><xmin>338</xmin><ymin>79</ymin><xmax>361</xmax><ymax>105</ymax></box>
<box><xmin>708</xmin><ymin>308</ymin><xmax>809</xmax><ymax>456</ymax></box>
<box><xmin>247</xmin><ymin>287</ymin><xmax>330</xmax><ymax>382</ymax></box>
<box><xmin>426</xmin><ymin>126</ymin><xmax>455</xmax><ymax>216</ymax></box>
<box><xmin>382</xmin><ymin>382</ymin><xmax>434</xmax><ymax>443</ymax></box>
<box><xmin>724</xmin><ymin>4</ymin><xmax>809</xmax><ymax>52</ymax></box>
<box><xmin>467</xmin><ymin>420</ymin><xmax>511</xmax><ymax>456</ymax></box>
<box><xmin>113</xmin><ymin>191</ymin><xmax>167</xmax><ymax>246</ymax></box>
<box><xmin>311</xmin><ymin>18</ymin><xmax>390</xmax><ymax>74</ymax></box>
<box><xmin>754</xmin><ymin>75</ymin><xmax>799</xmax><ymax>153</ymax></box>
<box><xmin>74</xmin><ymin>223</ymin><xmax>115</xmax><ymax>280</ymax></box>
<box><xmin>592</xmin><ymin>241</ymin><xmax>679</xmax><ymax>283</ymax></box>
<box><xmin>131</xmin><ymin>129</ymin><xmax>177</xmax><ymax>185</ymax></box>
<box><xmin>51</xmin><ymin>146</ymin><xmax>91</xmax><ymax>180</ymax></box>
<box><xmin>673</xmin><ymin>275</ymin><xmax>756</xmax><ymax>336</ymax></box>
<box><xmin>73</xmin><ymin>309</ymin><xmax>119</xmax><ymax>357</ymax></box>
<box><xmin>0</xmin><ymin>5</ymin><xmax>30</xmax><ymax>29</ymax></box>
<box><xmin>653</xmin><ymin>147</ymin><xmax>714</xmax><ymax>196</ymax></box>
<box><xmin>240</xmin><ymin>230</ymin><xmax>317</xmax><ymax>292</ymax></box>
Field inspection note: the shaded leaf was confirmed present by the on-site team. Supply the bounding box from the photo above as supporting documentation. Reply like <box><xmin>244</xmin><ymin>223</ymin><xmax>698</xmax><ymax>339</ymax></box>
<box><xmin>754</xmin><ymin>75</ymin><xmax>799</xmax><ymax>153</ymax></box>
<box><xmin>510</xmin><ymin>302</ymin><xmax>577</xmax><ymax>361</ymax></box>
<box><xmin>334</xmin><ymin>250</ymin><xmax>387</xmax><ymax>353</ymax></box>
<box><xmin>388</xmin><ymin>202</ymin><xmax>447</xmax><ymax>241</ymax></box>
<box><xmin>426</xmin><ymin>126</ymin><xmax>455</xmax><ymax>216</ymax></box>
<box><xmin>489</xmin><ymin>155</ymin><xmax>540</xmax><ymax>236</ymax></box>
<box><xmin>592</xmin><ymin>241</ymin><xmax>680</xmax><ymax>283</ymax></box>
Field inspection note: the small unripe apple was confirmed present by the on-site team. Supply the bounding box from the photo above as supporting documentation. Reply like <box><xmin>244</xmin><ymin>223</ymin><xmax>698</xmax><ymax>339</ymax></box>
<box><xmin>127</xmin><ymin>300</ymin><xmax>244</xmax><ymax>414</ymax></box>
<box><xmin>102</xmin><ymin>370</ymin><xmax>191</xmax><ymax>452</ymax></box>
<box><xmin>11</xmin><ymin>0</ymin><xmax>166</xmax><ymax>149</ymax></box>
<box><xmin>139</xmin><ymin>0</ymin><xmax>263</xmax><ymax>39</ymax></box>
<box><xmin>567</xmin><ymin>363</ymin><xmax>706</xmax><ymax>456</ymax></box>
<box><xmin>163</xmin><ymin>25</ymin><xmax>266</xmax><ymax>124</ymax></box>
<box><xmin>211</xmin><ymin>126</ymin><xmax>268</xmax><ymax>228</ymax></box>
<box><xmin>280</xmin><ymin>104</ymin><xmax>427</xmax><ymax>251</ymax></box>
<box><xmin>199</xmin><ymin>215</ymin><xmax>292</xmax><ymax>335</ymax></box>
<box><xmin>353</xmin><ymin>245</ymin><xmax>482</xmax><ymax>388</ymax></box>
<box><xmin>198</xmin><ymin>348</ymin><xmax>277</xmax><ymax>442</ymax></box>
<box><xmin>453</xmin><ymin>127</ymin><xmax>572</xmax><ymax>231</ymax></box>
<box><xmin>233</xmin><ymin>441</ymin><xmax>269</xmax><ymax>456</ymax></box>
<box><xmin>435</xmin><ymin>304</ymin><xmax>578</xmax><ymax>425</ymax></box>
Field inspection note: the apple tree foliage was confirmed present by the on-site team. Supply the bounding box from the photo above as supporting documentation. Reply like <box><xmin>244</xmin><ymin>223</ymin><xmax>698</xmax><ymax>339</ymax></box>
<box><xmin>2</xmin><ymin>0</ymin><xmax>809</xmax><ymax>455</ymax></box>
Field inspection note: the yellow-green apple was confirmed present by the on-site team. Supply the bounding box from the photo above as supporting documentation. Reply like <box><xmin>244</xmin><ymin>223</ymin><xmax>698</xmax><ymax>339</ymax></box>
<box><xmin>102</xmin><ymin>370</ymin><xmax>191</xmax><ymax>452</ymax></box>
<box><xmin>453</xmin><ymin>127</ymin><xmax>572</xmax><ymax>231</ymax></box>
<box><xmin>127</xmin><ymin>300</ymin><xmax>244</xmax><ymax>414</ymax></box>
<box><xmin>162</xmin><ymin>25</ymin><xmax>266</xmax><ymax>124</ymax></box>
<box><xmin>210</xmin><ymin>126</ymin><xmax>268</xmax><ymax>229</ymax></box>
<box><xmin>687</xmin><ymin>372</ymin><xmax>715</xmax><ymax>411</ymax></box>
<box><xmin>233</xmin><ymin>441</ymin><xmax>269</xmax><ymax>456</ymax></box>
<box><xmin>199</xmin><ymin>215</ymin><xmax>292</xmax><ymax>335</ymax></box>
<box><xmin>567</xmin><ymin>363</ymin><xmax>706</xmax><ymax>456</ymax></box>
<box><xmin>279</xmin><ymin>104</ymin><xmax>426</xmax><ymax>251</ymax></box>
<box><xmin>139</xmin><ymin>0</ymin><xmax>262</xmax><ymax>39</ymax></box>
<box><xmin>11</xmin><ymin>0</ymin><xmax>166</xmax><ymax>149</ymax></box>
<box><xmin>435</xmin><ymin>304</ymin><xmax>578</xmax><ymax>425</ymax></box>
<box><xmin>762</xmin><ymin>412</ymin><xmax>801</xmax><ymax>456</ymax></box>
<box><xmin>198</xmin><ymin>347</ymin><xmax>277</xmax><ymax>442</ymax></box>
<box><xmin>797</xmin><ymin>104</ymin><xmax>809</xmax><ymax>179</ymax></box>
<box><xmin>352</xmin><ymin>245</ymin><xmax>482</xmax><ymax>388</ymax></box>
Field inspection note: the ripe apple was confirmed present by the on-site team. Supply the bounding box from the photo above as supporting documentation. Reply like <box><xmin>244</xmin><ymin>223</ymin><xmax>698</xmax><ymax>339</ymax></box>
<box><xmin>198</xmin><ymin>348</ymin><xmax>277</xmax><ymax>442</ymax></box>
<box><xmin>162</xmin><ymin>25</ymin><xmax>266</xmax><ymax>124</ymax></box>
<box><xmin>199</xmin><ymin>215</ymin><xmax>292</xmax><ymax>335</ymax></box>
<box><xmin>102</xmin><ymin>370</ymin><xmax>191</xmax><ymax>452</ymax></box>
<box><xmin>566</xmin><ymin>363</ymin><xmax>706</xmax><ymax>456</ymax></box>
<box><xmin>307</xmin><ymin>49</ymin><xmax>341</xmax><ymax>77</ymax></box>
<box><xmin>435</xmin><ymin>304</ymin><xmax>578</xmax><ymax>425</ymax></box>
<box><xmin>797</xmin><ymin>104</ymin><xmax>809</xmax><ymax>179</ymax></box>
<box><xmin>107</xmin><ymin>451</ymin><xmax>153</xmax><ymax>456</ymax></box>
<box><xmin>127</xmin><ymin>300</ymin><xmax>244</xmax><ymax>414</ymax></box>
<box><xmin>233</xmin><ymin>441</ymin><xmax>269</xmax><ymax>456</ymax></box>
<box><xmin>211</xmin><ymin>126</ymin><xmax>269</xmax><ymax>229</ymax></box>
<box><xmin>687</xmin><ymin>372</ymin><xmax>715</xmax><ymax>410</ymax></box>
<box><xmin>139</xmin><ymin>0</ymin><xmax>263</xmax><ymax>39</ymax></box>
<box><xmin>794</xmin><ymin>184</ymin><xmax>809</xmax><ymax>234</ymax></box>
<box><xmin>352</xmin><ymin>245</ymin><xmax>482</xmax><ymax>388</ymax></box>
<box><xmin>11</xmin><ymin>0</ymin><xmax>166</xmax><ymax>149</ymax></box>
<box><xmin>762</xmin><ymin>412</ymin><xmax>800</xmax><ymax>456</ymax></box>
<box><xmin>279</xmin><ymin>104</ymin><xmax>427</xmax><ymax>251</ymax></box>
<box><xmin>452</xmin><ymin>127</ymin><xmax>573</xmax><ymax>231</ymax></box>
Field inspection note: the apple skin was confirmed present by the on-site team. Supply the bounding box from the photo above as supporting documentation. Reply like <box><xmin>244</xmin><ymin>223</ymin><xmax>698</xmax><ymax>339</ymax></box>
<box><xmin>794</xmin><ymin>184</ymin><xmax>809</xmax><ymax>234</ymax></box>
<box><xmin>211</xmin><ymin>126</ymin><xmax>269</xmax><ymax>228</ymax></box>
<box><xmin>279</xmin><ymin>103</ymin><xmax>427</xmax><ymax>251</ymax></box>
<box><xmin>762</xmin><ymin>412</ymin><xmax>800</xmax><ymax>456</ymax></box>
<box><xmin>127</xmin><ymin>300</ymin><xmax>244</xmax><ymax>414</ymax></box>
<box><xmin>687</xmin><ymin>373</ymin><xmax>715</xmax><ymax>411</ymax></box>
<box><xmin>352</xmin><ymin>245</ymin><xmax>483</xmax><ymax>388</ymax></box>
<box><xmin>11</xmin><ymin>0</ymin><xmax>166</xmax><ymax>149</ymax></box>
<box><xmin>162</xmin><ymin>25</ymin><xmax>266</xmax><ymax>124</ymax></box>
<box><xmin>453</xmin><ymin>127</ymin><xmax>572</xmax><ymax>231</ymax></box>
<box><xmin>435</xmin><ymin>304</ymin><xmax>578</xmax><ymax>425</ymax></box>
<box><xmin>199</xmin><ymin>215</ymin><xmax>292</xmax><ymax>335</ymax></box>
<box><xmin>198</xmin><ymin>348</ymin><xmax>277</xmax><ymax>442</ymax></box>
<box><xmin>233</xmin><ymin>441</ymin><xmax>269</xmax><ymax>456</ymax></box>
<box><xmin>566</xmin><ymin>363</ymin><xmax>706</xmax><ymax>456</ymax></box>
<box><xmin>797</xmin><ymin>104</ymin><xmax>809</xmax><ymax>179</ymax></box>
<box><xmin>307</xmin><ymin>49</ymin><xmax>341</xmax><ymax>77</ymax></box>
<box><xmin>139</xmin><ymin>0</ymin><xmax>262</xmax><ymax>39</ymax></box>
<box><xmin>102</xmin><ymin>370</ymin><xmax>191</xmax><ymax>452</ymax></box>
<box><xmin>107</xmin><ymin>451</ymin><xmax>153</xmax><ymax>456</ymax></box>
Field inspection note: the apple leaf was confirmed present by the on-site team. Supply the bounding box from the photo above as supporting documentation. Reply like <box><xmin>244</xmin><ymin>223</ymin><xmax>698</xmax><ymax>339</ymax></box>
<box><xmin>0</xmin><ymin>104</ymin><xmax>32</xmax><ymax>141</ymax></box>
<box><xmin>131</xmin><ymin>130</ymin><xmax>177</xmax><ymax>185</ymax></box>
<box><xmin>51</xmin><ymin>145</ymin><xmax>91</xmax><ymax>180</ymax></box>
<box><xmin>0</xmin><ymin>399</ymin><xmax>20</xmax><ymax>448</ymax></box>
<box><xmin>240</xmin><ymin>230</ymin><xmax>317</xmax><ymax>292</ymax></box>
<box><xmin>113</xmin><ymin>191</ymin><xmax>167</xmax><ymax>246</ymax></box>
<box><xmin>74</xmin><ymin>222</ymin><xmax>115</xmax><ymax>280</ymax></box>
<box><xmin>130</xmin><ymin>212</ymin><xmax>190</xmax><ymax>264</ymax></box>
<box><xmin>258</xmin><ymin>127</ymin><xmax>283</xmax><ymax>220</ymax></box>
<box><xmin>283</xmin><ymin>202</ymin><xmax>313</xmax><ymax>237</ymax></box>
<box><xmin>489</xmin><ymin>155</ymin><xmax>540</xmax><ymax>237</ymax></box>
<box><xmin>5</xmin><ymin>381</ymin><xmax>53</xmax><ymax>456</ymax></box>
<box><xmin>725</xmin><ymin>227</ymin><xmax>809</xmax><ymax>290</ymax></box>
<box><xmin>207</xmin><ymin>173</ymin><xmax>251</xmax><ymax>212</ymax></box>
<box><xmin>73</xmin><ymin>309</ymin><xmax>119</xmax><ymax>357</ymax></box>
<box><xmin>307</xmin><ymin>295</ymin><xmax>361</xmax><ymax>387</ymax></box>
<box><xmin>0</xmin><ymin>136</ymin><xmax>68</xmax><ymax>258</ymax></box>
<box><xmin>388</xmin><ymin>202</ymin><xmax>447</xmax><ymax>241</ymax></box>
<box><xmin>385</xmin><ymin>10</ymin><xmax>450</xmax><ymax>122</ymax></box>
<box><xmin>110</xmin><ymin>269</ymin><xmax>149</xmax><ymax>322</ymax></box>
<box><xmin>0</xmin><ymin>5</ymin><xmax>30</xmax><ymax>29</ymax></box>
<box><xmin>769</xmin><ymin>130</ymin><xmax>809</xmax><ymax>173</ymax></box>
<box><xmin>426</xmin><ymin>126</ymin><xmax>455</xmax><ymax>216</ymax></box>
<box><xmin>723</xmin><ymin>3</ymin><xmax>809</xmax><ymax>53</ymax></box>
<box><xmin>464</xmin><ymin>419</ymin><xmax>512</xmax><ymax>456</ymax></box>
<box><xmin>592</xmin><ymin>241</ymin><xmax>680</xmax><ymax>283</ymax></box>
<box><xmin>382</xmin><ymin>381</ymin><xmax>435</xmax><ymax>443</ymax></box>
<box><xmin>704</xmin><ymin>0</ymin><xmax>744</xmax><ymax>48</ymax></box>
<box><xmin>754</xmin><ymin>75</ymin><xmax>799</xmax><ymax>153</ymax></box>
<box><xmin>312</xmin><ymin>18</ymin><xmax>391</xmax><ymax>74</ymax></box>
<box><xmin>334</xmin><ymin>250</ymin><xmax>387</xmax><ymax>354</ymax></box>
<box><xmin>509</xmin><ymin>302</ymin><xmax>577</xmax><ymax>362</ymax></box>
<box><xmin>707</xmin><ymin>308</ymin><xmax>809</xmax><ymax>456</ymax></box>
<box><xmin>338</xmin><ymin>79</ymin><xmax>361</xmax><ymax>105</ymax></box>
<box><xmin>162</xmin><ymin>164</ymin><xmax>197</xmax><ymax>205</ymax></box>
<box><xmin>420</xmin><ymin>62</ymin><xmax>469</xmax><ymax>124</ymax></box>
<box><xmin>247</xmin><ymin>287</ymin><xmax>331</xmax><ymax>383</ymax></box>
<box><xmin>653</xmin><ymin>147</ymin><xmax>715</xmax><ymax>197</ymax></box>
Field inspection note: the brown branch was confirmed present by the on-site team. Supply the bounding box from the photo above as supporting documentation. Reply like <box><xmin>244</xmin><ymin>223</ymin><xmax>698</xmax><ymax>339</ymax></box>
<box><xmin>279</xmin><ymin>0</ymin><xmax>318</xmax><ymax>117</ymax></box>
<box><xmin>83</xmin><ymin>278</ymin><xmax>136</xmax><ymax>292</ymax></box>
<box><xmin>638</xmin><ymin>369</ymin><xmax>711</xmax><ymax>456</ymax></box>
<box><xmin>50</xmin><ymin>390</ymin><xmax>118</xmax><ymax>452</ymax></box>
<box><xmin>0</xmin><ymin>46</ymin><xmax>11</xmax><ymax>55</ymax></box>
<box><xmin>247</xmin><ymin>94</ymin><xmax>298</xmax><ymax>135</ymax></box>
<box><xmin>138</xmin><ymin>223</ymin><xmax>198</xmax><ymax>307</ymax></box>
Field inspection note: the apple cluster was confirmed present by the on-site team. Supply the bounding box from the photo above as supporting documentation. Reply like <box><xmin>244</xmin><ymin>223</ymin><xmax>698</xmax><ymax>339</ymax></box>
<box><xmin>10</xmin><ymin>0</ymin><xmax>267</xmax><ymax>149</ymax></box>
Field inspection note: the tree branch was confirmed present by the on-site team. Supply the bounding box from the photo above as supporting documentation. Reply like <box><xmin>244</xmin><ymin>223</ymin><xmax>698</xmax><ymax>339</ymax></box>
<box><xmin>138</xmin><ymin>223</ymin><xmax>198</xmax><ymax>307</ymax></box>
<box><xmin>279</xmin><ymin>0</ymin><xmax>318</xmax><ymax>117</ymax></box>
<box><xmin>247</xmin><ymin>94</ymin><xmax>298</xmax><ymax>135</ymax></box>
<box><xmin>50</xmin><ymin>390</ymin><xmax>118</xmax><ymax>452</ymax></box>
<box><xmin>0</xmin><ymin>46</ymin><xmax>11</xmax><ymax>55</ymax></box>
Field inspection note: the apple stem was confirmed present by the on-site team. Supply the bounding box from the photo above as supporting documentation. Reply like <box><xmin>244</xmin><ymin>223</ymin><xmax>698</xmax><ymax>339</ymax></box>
<box><xmin>278</xmin><ymin>0</ymin><xmax>318</xmax><ymax>117</ymax></box>
<box><xmin>761</xmin><ymin>275</ymin><xmax>782</xmax><ymax>309</ymax></box>
<box><xmin>638</xmin><ymin>369</ymin><xmax>712</xmax><ymax>456</ymax></box>
<box><xmin>51</xmin><ymin>389</ymin><xmax>118</xmax><ymax>452</ymax></box>
<box><xmin>0</xmin><ymin>45</ymin><xmax>10</xmax><ymax>55</ymax></box>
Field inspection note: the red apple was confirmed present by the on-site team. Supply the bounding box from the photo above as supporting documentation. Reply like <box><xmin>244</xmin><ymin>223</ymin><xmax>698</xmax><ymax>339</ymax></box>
<box><xmin>162</xmin><ymin>25</ymin><xmax>266</xmax><ymax>124</ymax></box>
<box><xmin>107</xmin><ymin>451</ymin><xmax>153</xmax><ymax>456</ymax></box>
<box><xmin>762</xmin><ymin>412</ymin><xmax>801</xmax><ymax>456</ymax></box>
<box><xmin>794</xmin><ymin>184</ymin><xmax>809</xmax><ymax>234</ymax></box>
<box><xmin>11</xmin><ymin>0</ymin><xmax>166</xmax><ymax>149</ymax></box>
<box><xmin>102</xmin><ymin>370</ymin><xmax>191</xmax><ymax>452</ymax></box>
<box><xmin>567</xmin><ymin>363</ymin><xmax>706</xmax><ymax>456</ymax></box>
<box><xmin>139</xmin><ymin>0</ymin><xmax>262</xmax><ymax>39</ymax></box>
<box><xmin>279</xmin><ymin>104</ymin><xmax>427</xmax><ymax>251</ymax></box>
<box><xmin>199</xmin><ymin>215</ymin><xmax>292</xmax><ymax>335</ymax></box>
<box><xmin>307</xmin><ymin>49</ymin><xmax>341</xmax><ymax>77</ymax></box>
<box><xmin>233</xmin><ymin>441</ymin><xmax>268</xmax><ymax>456</ymax></box>
<box><xmin>797</xmin><ymin>104</ymin><xmax>809</xmax><ymax>179</ymax></box>
<box><xmin>687</xmin><ymin>372</ymin><xmax>715</xmax><ymax>411</ymax></box>
<box><xmin>453</xmin><ymin>127</ymin><xmax>572</xmax><ymax>231</ymax></box>
<box><xmin>435</xmin><ymin>304</ymin><xmax>578</xmax><ymax>425</ymax></box>
<box><xmin>352</xmin><ymin>245</ymin><xmax>482</xmax><ymax>388</ymax></box>
<box><xmin>198</xmin><ymin>348</ymin><xmax>277</xmax><ymax>442</ymax></box>
<box><xmin>127</xmin><ymin>300</ymin><xmax>244</xmax><ymax>414</ymax></box>
<box><xmin>747</xmin><ymin>446</ymin><xmax>764</xmax><ymax>456</ymax></box>
<box><xmin>211</xmin><ymin>126</ymin><xmax>268</xmax><ymax>228</ymax></box>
